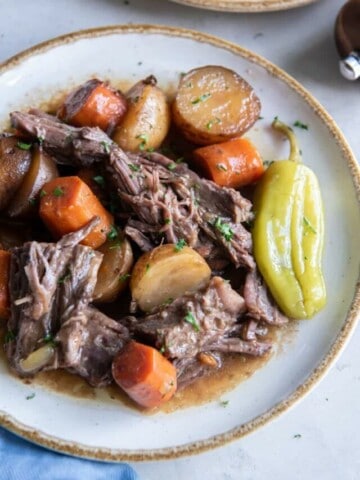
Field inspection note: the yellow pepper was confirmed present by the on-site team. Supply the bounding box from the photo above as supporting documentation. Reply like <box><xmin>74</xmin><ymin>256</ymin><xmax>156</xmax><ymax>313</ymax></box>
<box><xmin>252</xmin><ymin>119</ymin><xmax>326</xmax><ymax>319</ymax></box>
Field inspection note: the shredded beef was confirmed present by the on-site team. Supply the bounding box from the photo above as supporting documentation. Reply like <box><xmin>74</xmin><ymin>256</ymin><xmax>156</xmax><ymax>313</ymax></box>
<box><xmin>11</xmin><ymin>110</ymin><xmax>254</xmax><ymax>269</ymax></box>
<box><xmin>130</xmin><ymin>277</ymin><xmax>270</xmax><ymax>361</ymax></box>
<box><xmin>5</xmin><ymin>218</ymin><xmax>129</xmax><ymax>385</ymax></box>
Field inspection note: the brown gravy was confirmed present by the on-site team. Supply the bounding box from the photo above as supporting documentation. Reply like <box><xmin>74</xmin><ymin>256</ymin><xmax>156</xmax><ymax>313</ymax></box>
<box><xmin>1</xmin><ymin>325</ymin><xmax>293</xmax><ymax>413</ymax></box>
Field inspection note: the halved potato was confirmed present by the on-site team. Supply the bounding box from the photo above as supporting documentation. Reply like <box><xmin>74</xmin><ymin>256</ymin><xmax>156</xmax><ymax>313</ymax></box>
<box><xmin>130</xmin><ymin>244</ymin><xmax>211</xmax><ymax>312</ymax></box>
<box><xmin>172</xmin><ymin>66</ymin><xmax>261</xmax><ymax>145</ymax></box>
<box><xmin>112</xmin><ymin>76</ymin><xmax>171</xmax><ymax>152</ymax></box>
<box><xmin>0</xmin><ymin>136</ymin><xmax>32</xmax><ymax>210</ymax></box>
<box><xmin>8</xmin><ymin>146</ymin><xmax>58</xmax><ymax>218</ymax></box>
<box><xmin>93</xmin><ymin>236</ymin><xmax>134</xmax><ymax>303</ymax></box>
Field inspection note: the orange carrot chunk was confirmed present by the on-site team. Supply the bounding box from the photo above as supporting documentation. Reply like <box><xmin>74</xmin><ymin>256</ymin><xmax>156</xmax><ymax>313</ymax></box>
<box><xmin>39</xmin><ymin>176</ymin><xmax>113</xmax><ymax>249</ymax></box>
<box><xmin>112</xmin><ymin>341</ymin><xmax>177</xmax><ymax>409</ymax></box>
<box><xmin>58</xmin><ymin>79</ymin><xmax>127</xmax><ymax>134</ymax></box>
<box><xmin>192</xmin><ymin>137</ymin><xmax>264</xmax><ymax>189</ymax></box>
<box><xmin>0</xmin><ymin>250</ymin><xmax>11</xmax><ymax>320</ymax></box>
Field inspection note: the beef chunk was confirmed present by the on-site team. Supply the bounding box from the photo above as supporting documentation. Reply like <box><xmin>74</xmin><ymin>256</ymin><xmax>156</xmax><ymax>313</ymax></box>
<box><xmin>131</xmin><ymin>277</ymin><xmax>270</xmax><ymax>360</ymax></box>
<box><xmin>243</xmin><ymin>270</ymin><xmax>288</xmax><ymax>325</ymax></box>
<box><xmin>11</xmin><ymin>111</ymin><xmax>255</xmax><ymax>270</ymax></box>
<box><xmin>56</xmin><ymin>307</ymin><xmax>128</xmax><ymax>387</ymax></box>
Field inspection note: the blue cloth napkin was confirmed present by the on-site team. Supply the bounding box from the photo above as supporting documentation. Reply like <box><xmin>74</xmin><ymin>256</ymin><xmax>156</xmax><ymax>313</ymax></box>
<box><xmin>0</xmin><ymin>427</ymin><xmax>140</xmax><ymax>480</ymax></box>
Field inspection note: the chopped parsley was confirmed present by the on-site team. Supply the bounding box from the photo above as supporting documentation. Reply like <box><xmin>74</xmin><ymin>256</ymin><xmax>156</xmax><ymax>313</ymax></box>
<box><xmin>4</xmin><ymin>330</ymin><xmax>15</xmax><ymax>344</ymax></box>
<box><xmin>93</xmin><ymin>175</ymin><xmax>105</xmax><ymax>188</ymax></box>
<box><xmin>164</xmin><ymin>218</ymin><xmax>172</xmax><ymax>225</ymax></box>
<box><xmin>38</xmin><ymin>135</ymin><xmax>45</xmax><ymax>144</ymax></box>
<box><xmin>146</xmin><ymin>147</ymin><xmax>155</xmax><ymax>153</ymax></box>
<box><xmin>167</xmin><ymin>163</ymin><xmax>177</xmax><ymax>171</ymax></box>
<box><xmin>43</xmin><ymin>334</ymin><xmax>58</xmax><ymax>347</ymax></box>
<box><xmin>206</xmin><ymin>117</ymin><xmax>221</xmax><ymax>130</ymax></box>
<box><xmin>107</xmin><ymin>225</ymin><xmax>118</xmax><ymax>240</ymax></box>
<box><xmin>174</xmin><ymin>238</ymin><xmax>186</xmax><ymax>252</ymax></box>
<box><xmin>303</xmin><ymin>216</ymin><xmax>317</xmax><ymax>234</ymax></box>
<box><xmin>293</xmin><ymin>120</ymin><xmax>308</xmax><ymax>130</ymax></box>
<box><xmin>26</xmin><ymin>393</ymin><xmax>36</xmax><ymax>400</ymax></box>
<box><xmin>109</xmin><ymin>240</ymin><xmax>123</xmax><ymax>249</ymax></box>
<box><xmin>101</xmin><ymin>141</ymin><xmax>111</xmax><ymax>154</ymax></box>
<box><xmin>58</xmin><ymin>269</ymin><xmax>71</xmax><ymax>284</ymax></box>
<box><xmin>184</xmin><ymin>311</ymin><xmax>200</xmax><ymax>332</ymax></box>
<box><xmin>119</xmin><ymin>273</ymin><xmax>131</xmax><ymax>282</ymax></box>
<box><xmin>216</xmin><ymin>163</ymin><xmax>228</xmax><ymax>172</ymax></box>
<box><xmin>263</xmin><ymin>160</ymin><xmax>275</xmax><ymax>167</ymax></box>
<box><xmin>293</xmin><ymin>434</ymin><xmax>302</xmax><ymax>439</ymax></box>
<box><xmin>145</xmin><ymin>263</ymin><xmax>150</xmax><ymax>272</ymax></box>
<box><xmin>17</xmin><ymin>141</ymin><xmax>32</xmax><ymax>150</ymax></box>
<box><xmin>176</xmin><ymin>157</ymin><xmax>184</xmax><ymax>164</ymax></box>
<box><xmin>161</xmin><ymin>297</ymin><xmax>174</xmax><ymax>307</ymax></box>
<box><xmin>159</xmin><ymin>345</ymin><xmax>166</xmax><ymax>354</ymax></box>
<box><xmin>136</xmin><ymin>133</ymin><xmax>148</xmax><ymax>151</ymax></box>
<box><xmin>128</xmin><ymin>163</ymin><xmax>140</xmax><ymax>172</ymax></box>
<box><xmin>219</xmin><ymin>400</ymin><xmax>229</xmax><ymax>407</ymax></box>
<box><xmin>53</xmin><ymin>186</ymin><xmax>64</xmax><ymax>197</ymax></box>
<box><xmin>214</xmin><ymin>217</ymin><xmax>234</xmax><ymax>242</ymax></box>
<box><xmin>191</xmin><ymin>93</ymin><xmax>211</xmax><ymax>105</ymax></box>
<box><xmin>39</xmin><ymin>189</ymin><xmax>47</xmax><ymax>198</ymax></box>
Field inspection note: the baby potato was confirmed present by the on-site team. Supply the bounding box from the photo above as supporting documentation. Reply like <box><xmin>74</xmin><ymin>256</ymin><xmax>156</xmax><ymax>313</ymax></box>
<box><xmin>93</xmin><ymin>236</ymin><xmax>134</xmax><ymax>303</ymax></box>
<box><xmin>172</xmin><ymin>66</ymin><xmax>261</xmax><ymax>145</ymax></box>
<box><xmin>130</xmin><ymin>244</ymin><xmax>211</xmax><ymax>312</ymax></box>
<box><xmin>112</xmin><ymin>76</ymin><xmax>170</xmax><ymax>153</ymax></box>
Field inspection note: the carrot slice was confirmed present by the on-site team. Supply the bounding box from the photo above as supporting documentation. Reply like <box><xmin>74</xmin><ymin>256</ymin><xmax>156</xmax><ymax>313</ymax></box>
<box><xmin>58</xmin><ymin>79</ymin><xmax>127</xmax><ymax>133</ymax></box>
<box><xmin>112</xmin><ymin>341</ymin><xmax>177</xmax><ymax>409</ymax></box>
<box><xmin>0</xmin><ymin>250</ymin><xmax>11</xmax><ymax>320</ymax></box>
<box><xmin>192</xmin><ymin>137</ymin><xmax>264</xmax><ymax>188</ymax></box>
<box><xmin>39</xmin><ymin>176</ymin><xmax>113</xmax><ymax>248</ymax></box>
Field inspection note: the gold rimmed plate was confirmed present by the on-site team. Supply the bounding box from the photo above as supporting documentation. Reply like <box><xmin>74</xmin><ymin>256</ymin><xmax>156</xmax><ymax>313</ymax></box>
<box><xmin>0</xmin><ymin>25</ymin><xmax>359</xmax><ymax>461</ymax></box>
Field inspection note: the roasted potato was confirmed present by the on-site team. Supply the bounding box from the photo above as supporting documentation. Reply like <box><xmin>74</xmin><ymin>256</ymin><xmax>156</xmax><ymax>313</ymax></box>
<box><xmin>112</xmin><ymin>76</ymin><xmax>171</xmax><ymax>152</ymax></box>
<box><xmin>130</xmin><ymin>244</ymin><xmax>211</xmax><ymax>312</ymax></box>
<box><xmin>93</xmin><ymin>236</ymin><xmax>134</xmax><ymax>303</ymax></box>
<box><xmin>172</xmin><ymin>66</ymin><xmax>261</xmax><ymax>145</ymax></box>
<box><xmin>8</xmin><ymin>146</ymin><xmax>58</xmax><ymax>218</ymax></box>
<box><xmin>0</xmin><ymin>136</ymin><xmax>32</xmax><ymax>210</ymax></box>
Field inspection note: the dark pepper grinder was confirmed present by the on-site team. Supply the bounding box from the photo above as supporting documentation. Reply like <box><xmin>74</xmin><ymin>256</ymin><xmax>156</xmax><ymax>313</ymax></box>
<box><xmin>335</xmin><ymin>0</ymin><xmax>360</xmax><ymax>80</ymax></box>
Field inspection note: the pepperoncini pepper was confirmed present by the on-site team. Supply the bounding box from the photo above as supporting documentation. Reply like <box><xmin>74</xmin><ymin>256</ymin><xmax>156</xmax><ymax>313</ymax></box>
<box><xmin>252</xmin><ymin>119</ymin><xmax>326</xmax><ymax>319</ymax></box>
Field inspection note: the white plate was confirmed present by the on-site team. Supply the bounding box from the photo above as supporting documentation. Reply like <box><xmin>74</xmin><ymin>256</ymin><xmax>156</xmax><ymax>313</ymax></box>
<box><xmin>168</xmin><ymin>0</ymin><xmax>319</xmax><ymax>12</ymax></box>
<box><xmin>0</xmin><ymin>25</ymin><xmax>359</xmax><ymax>461</ymax></box>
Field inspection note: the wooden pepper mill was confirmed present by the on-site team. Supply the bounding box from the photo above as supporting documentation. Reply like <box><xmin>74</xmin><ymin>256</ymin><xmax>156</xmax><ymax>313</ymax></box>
<box><xmin>335</xmin><ymin>0</ymin><xmax>360</xmax><ymax>80</ymax></box>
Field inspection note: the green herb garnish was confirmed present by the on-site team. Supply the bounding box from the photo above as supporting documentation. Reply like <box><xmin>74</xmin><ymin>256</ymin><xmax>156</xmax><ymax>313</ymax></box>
<box><xmin>107</xmin><ymin>225</ymin><xmax>118</xmax><ymax>240</ymax></box>
<box><xmin>128</xmin><ymin>163</ymin><xmax>140</xmax><ymax>172</ymax></box>
<box><xmin>53</xmin><ymin>186</ymin><xmax>64</xmax><ymax>197</ymax></box>
<box><xmin>4</xmin><ymin>330</ymin><xmax>15</xmax><ymax>344</ymax></box>
<box><xmin>119</xmin><ymin>273</ymin><xmax>131</xmax><ymax>282</ymax></box>
<box><xmin>191</xmin><ymin>93</ymin><xmax>211</xmax><ymax>105</ymax></box>
<box><xmin>219</xmin><ymin>400</ymin><xmax>229</xmax><ymax>407</ymax></box>
<box><xmin>93</xmin><ymin>175</ymin><xmax>105</xmax><ymax>188</ymax></box>
<box><xmin>174</xmin><ymin>239</ymin><xmax>186</xmax><ymax>252</ymax></box>
<box><xmin>39</xmin><ymin>189</ymin><xmax>47</xmax><ymax>198</ymax></box>
<box><xmin>101</xmin><ymin>141</ymin><xmax>111</xmax><ymax>154</ymax></box>
<box><xmin>164</xmin><ymin>218</ymin><xmax>172</xmax><ymax>225</ymax></box>
<box><xmin>136</xmin><ymin>133</ymin><xmax>148</xmax><ymax>151</ymax></box>
<box><xmin>303</xmin><ymin>216</ymin><xmax>317</xmax><ymax>234</ymax></box>
<box><xmin>17</xmin><ymin>141</ymin><xmax>32</xmax><ymax>150</ymax></box>
<box><xmin>216</xmin><ymin>163</ymin><xmax>227</xmax><ymax>172</ymax></box>
<box><xmin>293</xmin><ymin>120</ymin><xmax>308</xmax><ymax>130</ymax></box>
<box><xmin>167</xmin><ymin>163</ymin><xmax>177</xmax><ymax>171</ymax></box>
<box><xmin>214</xmin><ymin>217</ymin><xmax>234</xmax><ymax>242</ymax></box>
<box><xmin>26</xmin><ymin>393</ymin><xmax>36</xmax><ymax>400</ymax></box>
<box><xmin>58</xmin><ymin>269</ymin><xmax>71</xmax><ymax>284</ymax></box>
<box><xmin>206</xmin><ymin>117</ymin><xmax>221</xmax><ymax>130</ymax></box>
<box><xmin>184</xmin><ymin>311</ymin><xmax>200</xmax><ymax>332</ymax></box>
<box><xmin>293</xmin><ymin>434</ymin><xmax>302</xmax><ymax>439</ymax></box>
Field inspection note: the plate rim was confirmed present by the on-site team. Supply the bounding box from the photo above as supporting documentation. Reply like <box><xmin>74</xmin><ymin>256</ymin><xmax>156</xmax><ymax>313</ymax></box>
<box><xmin>0</xmin><ymin>24</ymin><xmax>359</xmax><ymax>462</ymax></box>
<box><xmin>167</xmin><ymin>0</ymin><xmax>319</xmax><ymax>12</ymax></box>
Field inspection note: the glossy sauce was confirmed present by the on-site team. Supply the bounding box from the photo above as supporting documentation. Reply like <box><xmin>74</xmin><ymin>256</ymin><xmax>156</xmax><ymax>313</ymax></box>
<box><xmin>1</xmin><ymin>324</ymin><xmax>295</xmax><ymax>413</ymax></box>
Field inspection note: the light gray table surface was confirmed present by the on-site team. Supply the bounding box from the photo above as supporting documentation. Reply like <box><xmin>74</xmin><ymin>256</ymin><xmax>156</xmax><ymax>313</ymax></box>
<box><xmin>0</xmin><ymin>0</ymin><xmax>359</xmax><ymax>478</ymax></box>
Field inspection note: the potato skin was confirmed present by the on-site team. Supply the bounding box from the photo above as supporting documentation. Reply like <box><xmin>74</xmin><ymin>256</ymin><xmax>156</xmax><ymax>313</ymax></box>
<box><xmin>8</xmin><ymin>146</ymin><xmax>59</xmax><ymax>218</ymax></box>
<box><xmin>0</xmin><ymin>137</ymin><xmax>32</xmax><ymax>210</ymax></box>
<box><xmin>93</xmin><ymin>236</ymin><xmax>134</xmax><ymax>303</ymax></box>
<box><xmin>172</xmin><ymin>66</ymin><xmax>261</xmax><ymax>145</ymax></box>
<box><xmin>130</xmin><ymin>244</ymin><xmax>211</xmax><ymax>312</ymax></box>
<box><xmin>112</xmin><ymin>76</ymin><xmax>171</xmax><ymax>152</ymax></box>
